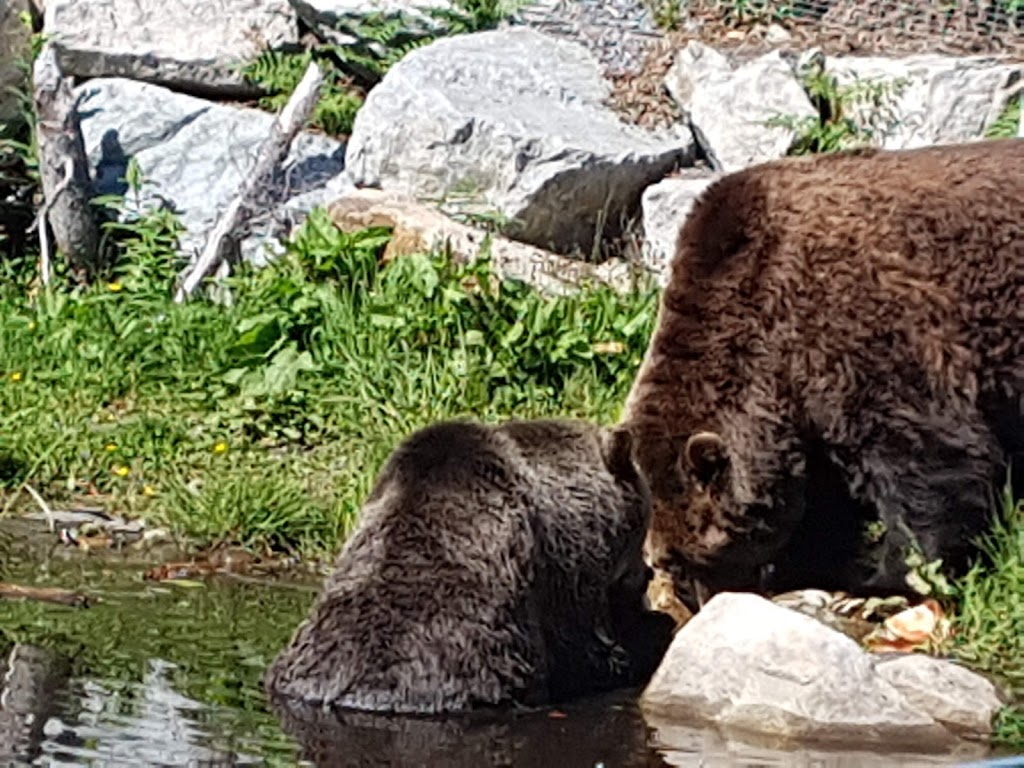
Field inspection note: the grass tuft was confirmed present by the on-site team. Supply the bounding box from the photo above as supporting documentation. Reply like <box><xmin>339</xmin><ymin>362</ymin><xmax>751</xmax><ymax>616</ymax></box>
<box><xmin>952</xmin><ymin>482</ymin><xmax>1024</xmax><ymax>744</ymax></box>
<box><xmin>0</xmin><ymin>206</ymin><xmax>659</xmax><ymax>561</ymax></box>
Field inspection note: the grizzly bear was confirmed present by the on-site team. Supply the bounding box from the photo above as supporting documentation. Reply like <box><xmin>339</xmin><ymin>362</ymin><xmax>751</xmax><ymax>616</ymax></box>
<box><xmin>264</xmin><ymin>418</ymin><xmax>674</xmax><ymax>714</ymax></box>
<box><xmin>622</xmin><ymin>138</ymin><xmax>1024</xmax><ymax>608</ymax></box>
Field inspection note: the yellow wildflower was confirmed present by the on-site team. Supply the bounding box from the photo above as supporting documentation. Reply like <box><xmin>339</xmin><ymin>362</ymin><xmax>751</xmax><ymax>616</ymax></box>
<box><xmin>112</xmin><ymin>465</ymin><xmax>130</xmax><ymax>477</ymax></box>
<box><xmin>9</xmin><ymin>371</ymin><xmax>23</xmax><ymax>382</ymax></box>
<box><xmin>106</xmin><ymin>281</ymin><xmax>124</xmax><ymax>292</ymax></box>
<box><xmin>143</xmin><ymin>485</ymin><xmax>157</xmax><ymax>497</ymax></box>
<box><xmin>213</xmin><ymin>440</ymin><xmax>229</xmax><ymax>455</ymax></box>
<box><xmin>105</xmin><ymin>442</ymin><xmax>118</xmax><ymax>453</ymax></box>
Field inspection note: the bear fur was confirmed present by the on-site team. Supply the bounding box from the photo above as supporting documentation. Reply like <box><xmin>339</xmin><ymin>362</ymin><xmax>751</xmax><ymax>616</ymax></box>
<box><xmin>264</xmin><ymin>418</ymin><xmax>674</xmax><ymax>714</ymax></box>
<box><xmin>622</xmin><ymin>138</ymin><xmax>1024</xmax><ymax>607</ymax></box>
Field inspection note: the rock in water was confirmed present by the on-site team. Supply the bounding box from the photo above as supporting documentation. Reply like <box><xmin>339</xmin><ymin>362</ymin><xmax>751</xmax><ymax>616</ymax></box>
<box><xmin>642</xmin><ymin>593</ymin><xmax>1002</xmax><ymax>750</ymax></box>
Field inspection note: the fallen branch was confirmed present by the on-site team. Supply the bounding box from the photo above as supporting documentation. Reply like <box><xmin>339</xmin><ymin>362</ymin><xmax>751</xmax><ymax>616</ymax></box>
<box><xmin>174</xmin><ymin>62</ymin><xmax>325</xmax><ymax>303</ymax></box>
<box><xmin>33</xmin><ymin>43</ymin><xmax>100</xmax><ymax>282</ymax></box>
<box><xmin>22</xmin><ymin>483</ymin><xmax>55</xmax><ymax>532</ymax></box>
<box><xmin>0</xmin><ymin>583</ymin><xmax>92</xmax><ymax>608</ymax></box>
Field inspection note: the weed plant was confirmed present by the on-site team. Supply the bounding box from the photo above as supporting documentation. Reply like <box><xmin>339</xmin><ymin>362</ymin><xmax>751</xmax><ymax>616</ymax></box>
<box><xmin>0</xmin><ymin>207</ymin><xmax>659</xmax><ymax>559</ymax></box>
<box><xmin>952</xmin><ymin>482</ymin><xmax>1024</xmax><ymax>743</ymax></box>
<box><xmin>240</xmin><ymin>0</ymin><xmax>524</xmax><ymax>137</ymax></box>
<box><xmin>986</xmin><ymin>97</ymin><xmax>1021</xmax><ymax>139</ymax></box>
<box><xmin>771</xmin><ymin>66</ymin><xmax>907</xmax><ymax>155</ymax></box>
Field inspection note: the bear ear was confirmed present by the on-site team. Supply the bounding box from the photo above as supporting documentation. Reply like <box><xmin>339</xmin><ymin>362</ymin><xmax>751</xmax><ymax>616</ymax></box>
<box><xmin>601</xmin><ymin>426</ymin><xmax>636</xmax><ymax>478</ymax></box>
<box><xmin>684</xmin><ymin>431</ymin><xmax>729</xmax><ymax>485</ymax></box>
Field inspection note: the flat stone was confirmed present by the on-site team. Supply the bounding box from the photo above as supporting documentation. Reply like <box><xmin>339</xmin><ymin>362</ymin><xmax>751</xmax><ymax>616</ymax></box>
<box><xmin>45</xmin><ymin>0</ymin><xmax>297</xmax><ymax>97</ymax></box>
<box><xmin>76</xmin><ymin>77</ymin><xmax>347</xmax><ymax>264</ymax></box>
<box><xmin>664</xmin><ymin>42</ymin><xmax>817</xmax><ymax>173</ymax></box>
<box><xmin>641</xmin><ymin>593</ymin><xmax>960</xmax><ymax>750</ymax></box>
<box><xmin>824</xmin><ymin>54</ymin><xmax>1023</xmax><ymax>150</ymax></box>
<box><xmin>640</xmin><ymin>171</ymin><xmax>720</xmax><ymax>282</ymax></box>
<box><xmin>326</xmin><ymin>187</ymin><xmax>634</xmax><ymax>295</ymax></box>
<box><xmin>345</xmin><ymin>27</ymin><xmax>692</xmax><ymax>256</ymax></box>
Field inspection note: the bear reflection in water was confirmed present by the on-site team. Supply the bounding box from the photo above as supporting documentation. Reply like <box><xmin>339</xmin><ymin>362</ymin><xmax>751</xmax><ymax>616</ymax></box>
<box><xmin>270</xmin><ymin>692</ymin><xmax>669</xmax><ymax>768</ymax></box>
<box><xmin>265</xmin><ymin>419</ymin><xmax>674</xmax><ymax>715</ymax></box>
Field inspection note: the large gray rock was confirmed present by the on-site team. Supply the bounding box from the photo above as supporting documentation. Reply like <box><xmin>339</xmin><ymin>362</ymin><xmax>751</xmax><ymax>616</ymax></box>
<box><xmin>824</xmin><ymin>54</ymin><xmax>1022</xmax><ymax>150</ymax></box>
<box><xmin>345</xmin><ymin>27</ymin><xmax>693</xmax><ymax>255</ymax></box>
<box><xmin>640</xmin><ymin>171</ymin><xmax>720</xmax><ymax>282</ymax></box>
<box><xmin>45</xmin><ymin>0</ymin><xmax>297</xmax><ymax>97</ymax></box>
<box><xmin>76</xmin><ymin>78</ymin><xmax>348</xmax><ymax>264</ymax></box>
<box><xmin>642</xmin><ymin>593</ymin><xmax>999</xmax><ymax>749</ymax></box>
<box><xmin>664</xmin><ymin>42</ymin><xmax>817</xmax><ymax>173</ymax></box>
<box><xmin>0</xmin><ymin>0</ymin><xmax>31</xmax><ymax>121</ymax></box>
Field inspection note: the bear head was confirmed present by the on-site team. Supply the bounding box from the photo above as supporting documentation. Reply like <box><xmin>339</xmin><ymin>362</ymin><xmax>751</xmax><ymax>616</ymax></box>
<box><xmin>638</xmin><ymin>429</ymin><xmax>775</xmax><ymax>610</ymax></box>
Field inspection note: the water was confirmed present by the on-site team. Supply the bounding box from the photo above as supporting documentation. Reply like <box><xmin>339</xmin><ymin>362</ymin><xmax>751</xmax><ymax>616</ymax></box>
<box><xmin>0</xmin><ymin>519</ymin><xmax>1016</xmax><ymax>767</ymax></box>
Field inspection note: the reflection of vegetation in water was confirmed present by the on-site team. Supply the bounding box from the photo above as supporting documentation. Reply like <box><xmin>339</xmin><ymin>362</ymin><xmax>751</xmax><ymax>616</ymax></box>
<box><xmin>0</xmin><ymin>563</ymin><xmax>314</xmax><ymax>764</ymax></box>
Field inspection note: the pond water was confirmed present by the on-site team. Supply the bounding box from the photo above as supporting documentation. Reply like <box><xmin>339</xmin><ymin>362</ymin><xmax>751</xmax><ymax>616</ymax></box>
<box><xmin>0</xmin><ymin>518</ymin><xmax>1017</xmax><ymax>768</ymax></box>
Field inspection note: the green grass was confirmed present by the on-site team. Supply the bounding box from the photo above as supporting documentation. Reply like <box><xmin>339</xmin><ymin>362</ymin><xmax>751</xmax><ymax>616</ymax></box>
<box><xmin>986</xmin><ymin>97</ymin><xmax>1021</xmax><ymax>139</ymax></box>
<box><xmin>952</xmin><ymin>484</ymin><xmax>1024</xmax><ymax>744</ymax></box>
<box><xmin>0</xmin><ymin>206</ymin><xmax>659</xmax><ymax>560</ymax></box>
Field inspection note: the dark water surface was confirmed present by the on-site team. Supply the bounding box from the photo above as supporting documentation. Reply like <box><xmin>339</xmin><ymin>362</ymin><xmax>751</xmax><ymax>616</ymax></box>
<box><xmin>0</xmin><ymin>518</ymin><xmax>1014</xmax><ymax>768</ymax></box>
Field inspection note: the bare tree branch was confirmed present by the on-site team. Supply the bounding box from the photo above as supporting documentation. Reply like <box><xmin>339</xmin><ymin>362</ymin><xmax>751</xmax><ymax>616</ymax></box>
<box><xmin>175</xmin><ymin>62</ymin><xmax>325</xmax><ymax>303</ymax></box>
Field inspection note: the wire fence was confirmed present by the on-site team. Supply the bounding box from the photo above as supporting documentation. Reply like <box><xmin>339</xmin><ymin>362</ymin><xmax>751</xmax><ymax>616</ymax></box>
<box><xmin>678</xmin><ymin>0</ymin><xmax>1024</xmax><ymax>59</ymax></box>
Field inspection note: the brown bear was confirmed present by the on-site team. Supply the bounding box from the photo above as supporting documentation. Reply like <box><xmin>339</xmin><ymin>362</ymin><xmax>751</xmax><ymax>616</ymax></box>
<box><xmin>622</xmin><ymin>138</ymin><xmax>1024</xmax><ymax>608</ymax></box>
<box><xmin>264</xmin><ymin>418</ymin><xmax>674</xmax><ymax>714</ymax></box>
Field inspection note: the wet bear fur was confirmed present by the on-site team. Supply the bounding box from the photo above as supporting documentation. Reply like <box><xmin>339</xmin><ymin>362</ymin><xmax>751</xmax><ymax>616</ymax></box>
<box><xmin>623</xmin><ymin>138</ymin><xmax>1024</xmax><ymax>607</ymax></box>
<box><xmin>264</xmin><ymin>418</ymin><xmax>674</xmax><ymax>714</ymax></box>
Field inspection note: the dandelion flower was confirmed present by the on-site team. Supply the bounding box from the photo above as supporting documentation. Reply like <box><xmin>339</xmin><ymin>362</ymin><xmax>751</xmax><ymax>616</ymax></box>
<box><xmin>112</xmin><ymin>465</ymin><xmax>130</xmax><ymax>477</ymax></box>
<box><xmin>107</xmin><ymin>281</ymin><xmax>124</xmax><ymax>292</ymax></box>
<box><xmin>213</xmin><ymin>441</ymin><xmax>229</xmax><ymax>455</ymax></box>
<box><xmin>9</xmin><ymin>371</ymin><xmax>23</xmax><ymax>383</ymax></box>
<box><xmin>105</xmin><ymin>442</ymin><xmax>118</xmax><ymax>453</ymax></box>
<box><xmin>143</xmin><ymin>485</ymin><xmax>157</xmax><ymax>497</ymax></box>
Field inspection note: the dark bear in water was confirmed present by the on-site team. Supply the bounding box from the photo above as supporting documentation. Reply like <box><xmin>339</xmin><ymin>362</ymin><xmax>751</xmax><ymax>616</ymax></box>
<box><xmin>264</xmin><ymin>418</ymin><xmax>674</xmax><ymax>714</ymax></box>
<box><xmin>622</xmin><ymin>138</ymin><xmax>1024</xmax><ymax>608</ymax></box>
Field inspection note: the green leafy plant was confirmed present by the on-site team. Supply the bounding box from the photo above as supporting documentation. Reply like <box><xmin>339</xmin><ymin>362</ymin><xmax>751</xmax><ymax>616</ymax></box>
<box><xmin>0</xmin><ymin>206</ymin><xmax>657</xmax><ymax>556</ymax></box>
<box><xmin>427</xmin><ymin>0</ymin><xmax>526</xmax><ymax>33</ymax></box>
<box><xmin>240</xmin><ymin>50</ymin><xmax>365</xmax><ymax>137</ymax></box>
<box><xmin>240</xmin><ymin>0</ymin><xmax>521</xmax><ymax>134</ymax></box>
<box><xmin>770</xmin><ymin>66</ymin><xmax>909</xmax><ymax>155</ymax></box>
<box><xmin>986</xmin><ymin>96</ymin><xmax>1021</xmax><ymax>139</ymax></box>
<box><xmin>952</xmin><ymin>483</ymin><xmax>1024</xmax><ymax>745</ymax></box>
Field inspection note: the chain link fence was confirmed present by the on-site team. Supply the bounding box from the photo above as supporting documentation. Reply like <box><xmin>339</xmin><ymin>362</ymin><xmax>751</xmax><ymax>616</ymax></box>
<box><xmin>675</xmin><ymin>1</ymin><xmax>1024</xmax><ymax>59</ymax></box>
